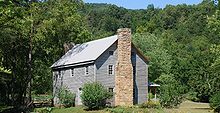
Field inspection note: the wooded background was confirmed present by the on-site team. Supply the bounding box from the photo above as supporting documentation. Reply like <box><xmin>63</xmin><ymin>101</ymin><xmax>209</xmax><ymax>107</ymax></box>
<box><xmin>0</xmin><ymin>0</ymin><xmax>219</xmax><ymax>109</ymax></box>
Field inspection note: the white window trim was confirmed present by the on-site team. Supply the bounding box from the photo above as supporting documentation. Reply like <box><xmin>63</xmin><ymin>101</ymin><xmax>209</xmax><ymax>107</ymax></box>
<box><xmin>108</xmin><ymin>65</ymin><xmax>114</xmax><ymax>75</ymax></box>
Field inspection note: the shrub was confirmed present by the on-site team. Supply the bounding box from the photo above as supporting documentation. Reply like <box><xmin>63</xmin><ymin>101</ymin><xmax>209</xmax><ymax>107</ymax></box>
<box><xmin>34</xmin><ymin>107</ymin><xmax>53</xmax><ymax>113</ymax></box>
<box><xmin>81</xmin><ymin>82</ymin><xmax>113</xmax><ymax>110</ymax></box>
<box><xmin>139</xmin><ymin>100</ymin><xmax>160</xmax><ymax>109</ymax></box>
<box><xmin>185</xmin><ymin>91</ymin><xmax>200</xmax><ymax>102</ymax></box>
<box><xmin>57</xmin><ymin>87</ymin><xmax>76</xmax><ymax>108</ymax></box>
<box><xmin>147</xmin><ymin>92</ymin><xmax>154</xmax><ymax>100</ymax></box>
<box><xmin>156</xmin><ymin>74</ymin><xmax>184</xmax><ymax>108</ymax></box>
<box><xmin>210</xmin><ymin>91</ymin><xmax>220</xmax><ymax>112</ymax></box>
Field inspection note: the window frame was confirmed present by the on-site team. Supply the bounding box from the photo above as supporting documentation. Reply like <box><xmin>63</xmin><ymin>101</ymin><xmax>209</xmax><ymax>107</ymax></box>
<box><xmin>58</xmin><ymin>70</ymin><xmax>61</xmax><ymax>78</ymax></box>
<box><xmin>71</xmin><ymin>68</ymin><xmax>74</xmax><ymax>76</ymax></box>
<box><xmin>85</xmin><ymin>66</ymin><xmax>89</xmax><ymax>75</ymax></box>
<box><xmin>108</xmin><ymin>65</ymin><xmax>114</xmax><ymax>75</ymax></box>
<box><xmin>108</xmin><ymin>88</ymin><xmax>114</xmax><ymax>93</ymax></box>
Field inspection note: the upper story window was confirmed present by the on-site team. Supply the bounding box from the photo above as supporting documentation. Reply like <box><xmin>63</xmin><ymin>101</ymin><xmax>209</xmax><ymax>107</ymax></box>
<box><xmin>85</xmin><ymin>66</ymin><xmax>89</xmax><ymax>75</ymax></box>
<box><xmin>108</xmin><ymin>65</ymin><xmax>114</xmax><ymax>75</ymax></box>
<box><xmin>71</xmin><ymin>68</ymin><xmax>74</xmax><ymax>76</ymax></box>
<box><xmin>58</xmin><ymin>70</ymin><xmax>61</xmax><ymax>78</ymax></box>
<box><xmin>109</xmin><ymin>51</ymin><xmax>114</xmax><ymax>55</ymax></box>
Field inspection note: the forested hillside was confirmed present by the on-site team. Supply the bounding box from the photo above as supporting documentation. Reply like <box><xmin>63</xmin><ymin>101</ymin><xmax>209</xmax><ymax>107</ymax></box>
<box><xmin>83</xmin><ymin>1</ymin><xmax>220</xmax><ymax>103</ymax></box>
<box><xmin>0</xmin><ymin>0</ymin><xmax>220</xmax><ymax>110</ymax></box>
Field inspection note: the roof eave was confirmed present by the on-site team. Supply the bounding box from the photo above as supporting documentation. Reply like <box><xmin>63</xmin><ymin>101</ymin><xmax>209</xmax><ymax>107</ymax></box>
<box><xmin>51</xmin><ymin>60</ymin><xmax>95</xmax><ymax>70</ymax></box>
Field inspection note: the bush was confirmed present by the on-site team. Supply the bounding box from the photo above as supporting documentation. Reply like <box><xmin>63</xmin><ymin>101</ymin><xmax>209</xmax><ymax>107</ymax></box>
<box><xmin>156</xmin><ymin>74</ymin><xmax>184</xmax><ymax>108</ymax></box>
<box><xmin>81</xmin><ymin>82</ymin><xmax>113</xmax><ymax>110</ymax></box>
<box><xmin>147</xmin><ymin>92</ymin><xmax>154</xmax><ymax>100</ymax></box>
<box><xmin>185</xmin><ymin>91</ymin><xmax>200</xmax><ymax>102</ymax></box>
<box><xmin>210</xmin><ymin>91</ymin><xmax>220</xmax><ymax>112</ymax></box>
<box><xmin>57</xmin><ymin>87</ymin><xmax>76</xmax><ymax>108</ymax></box>
<box><xmin>139</xmin><ymin>100</ymin><xmax>160</xmax><ymax>109</ymax></box>
<box><xmin>34</xmin><ymin>107</ymin><xmax>53</xmax><ymax>113</ymax></box>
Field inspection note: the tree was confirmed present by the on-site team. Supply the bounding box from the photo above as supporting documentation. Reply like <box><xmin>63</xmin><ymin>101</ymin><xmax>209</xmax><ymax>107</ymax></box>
<box><xmin>0</xmin><ymin>0</ymin><xmax>91</xmax><ymax>108</ymax></box>
<box><xmin>132</xmin><ymin>33</ymin><xmax>172</xmax><ymax>81</ymax></box>
<box><xmin>210</xmin><ymin>91</ymin><xmax>220</xmax><ymax>112</ymax></box>
<box><xmin>156</xmin><ymin>74</ymin><xmax>184</xmax><ymax>108</ymax></box>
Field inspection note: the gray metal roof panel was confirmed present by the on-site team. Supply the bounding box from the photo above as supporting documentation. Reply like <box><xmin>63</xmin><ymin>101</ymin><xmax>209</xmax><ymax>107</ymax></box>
<box><xmin>51</xmin><ymin>35</ymin><xmax>118</xmax><ymax>68</ymax></box>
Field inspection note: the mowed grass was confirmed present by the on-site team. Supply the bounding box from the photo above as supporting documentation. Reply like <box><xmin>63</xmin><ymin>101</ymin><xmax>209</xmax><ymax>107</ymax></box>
<box><xmin>33</xmin><ymin>101</ymin><xmax>213</xmax><ymax>113</ymax></box>
<box><xmin>164</xmin><ymin>100</ymin><xmax>213</xmax><ymax>113</ymax></box>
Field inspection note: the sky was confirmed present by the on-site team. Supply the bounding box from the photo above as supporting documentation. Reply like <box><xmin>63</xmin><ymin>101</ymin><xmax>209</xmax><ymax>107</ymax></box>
<box><xmin>83</xmin><ymin>0</ymin><xmax>203</xmax><ymax>9</ymax></box>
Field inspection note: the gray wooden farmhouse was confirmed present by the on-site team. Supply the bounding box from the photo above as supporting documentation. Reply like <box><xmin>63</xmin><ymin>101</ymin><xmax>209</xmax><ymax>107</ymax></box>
<box><xmin>51</xmin><ymin>28</ymin><xmax>148</xmax><ymax>106</ymax></box>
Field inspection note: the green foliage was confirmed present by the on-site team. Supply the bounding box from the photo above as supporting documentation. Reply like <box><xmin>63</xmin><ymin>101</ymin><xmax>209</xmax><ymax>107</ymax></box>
<box><xmin>147</xmin><ymin>92</ymin><xmax>154</xmax><ymax>100</ymax></box>
<box><xmin>185</xmin><ymin>91</ymin><xmax>200</xmax><ymax>102</ymax></box>
<box><xmin>210</xmin><ymin>91</ymin><xmax>220</xmax><ymax>112</ymax></box>
<box><xmin>57</xmin><ymin>87</ymin><xmax>76</xmax><ymax>108</ymax></box>
<box><xmin>0</xmin><ymin>0</ymin><xmax>91</xmax><ymax>107</ymax></box>
<box><xmin>32</xmin><ymin>95</ymin><xmax>53</xmax><ymax>102</ymax></box>
<box><xmin>34</xmin><ymin>107</ymin><xmax>53</xmax><ymax>113</ymax></box>
<box><xmin>0</xmin><ymin>0</ymin><xmax>219</xmax><ymax>109</ymax></box>
<box><xmin>81</xmin><ymin>82</ymin><xmax>113</xmax><ymax>110</ymax></box>
<box><xmin>156</xmin><ymin>74</ymin><xmax>184</xmax><ymax>108</ymax></box>
<box><xmin>139</xmin><ymin>100</ymin><xmax>161</xmax><ymax>109</ymax></box>
<box><xmin>132</xmin><ymin>33</ymin><xmax>172</xmax><ymax>81</ymax></box>
<box><xmin>105</xmin><ymin>106</ymin><xmax>149</xmax><ymax>113</ymax></box>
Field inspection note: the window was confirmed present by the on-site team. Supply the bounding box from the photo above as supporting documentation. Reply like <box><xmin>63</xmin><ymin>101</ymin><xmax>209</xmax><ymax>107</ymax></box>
<box><xmin>71</xmin><ymin>68</ymin><xmax>74</xmax><ymax>76</ymax></box>
<box><xmin>108</xmin><ymin>65</ymin><xmax>114</xmax><ymax>75</ymax></box>
<box><xmin>109</xmin><ymin>88</ymin><xmax>113</xmax><ymax>93</ymax></box>
<box><xmin>85</xmin><ymin>66</ymin><xmax>89</xmax><ymax>75</ymax></box>
<box><xmin>109</xmin><ymin>51</ymin><xmax>114</xmax><ymax>55</ymax></box>
<box><xmin>58</xmin><ymin>71</ymin><xmax>61</xmax><ymax>78</ymax></box>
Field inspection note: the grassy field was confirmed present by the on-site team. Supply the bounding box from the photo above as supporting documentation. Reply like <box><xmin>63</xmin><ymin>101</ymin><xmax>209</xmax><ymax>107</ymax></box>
<box><xmin>33</xmin><ymin>101</ymin><xmax>213</xmax><ymax>113</ymax></box>
<box><xmin>164</xmin><ymin>100</ymin><xmax>212</xmax><ymax>113</ymax></box>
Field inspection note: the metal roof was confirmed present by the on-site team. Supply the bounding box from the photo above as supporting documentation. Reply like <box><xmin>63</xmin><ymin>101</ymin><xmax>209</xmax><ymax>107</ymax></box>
<box><xmin>51</xmin><ymin>35</ymin><xmax>118</xmax><ymax>68</ymax></box>
<box><xmin>148</xmin><ymin>82</ymin><xmax>160</xmax><ymax>87</ymax></box>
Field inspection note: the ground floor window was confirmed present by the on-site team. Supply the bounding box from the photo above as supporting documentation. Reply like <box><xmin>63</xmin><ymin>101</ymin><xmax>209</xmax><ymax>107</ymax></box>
<box><xmin>109</xmin><ymin>88</ymin><xmax>114</xmax><ymax>93</ymax></box>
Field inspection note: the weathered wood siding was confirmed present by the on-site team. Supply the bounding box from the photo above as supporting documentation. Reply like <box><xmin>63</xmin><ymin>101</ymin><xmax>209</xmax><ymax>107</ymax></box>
<box><xmin>95</xmin><ymin>43</ymin><xmax>148</xmax><ymax>105</ymax></box>
<box><xmin>95</xmin><ymin>42</ymin><xmax>117</xmax><ymax>87</ymax></box>
<box><xmin>133</xmin><ymin>49</ymin><xmax>148</xmax><ymax>104</ymax></box>
<box><xmin>53</xmin><ymin>42</ymin><xmax>148</xmax><ymax>106</ymax></box>
<box><xmin>95</xmin><ymin>42</ymin><xmax>117</xmax><ymax>105</ymax></box>
<box><xmin>53</xmin><ymin>64</ymin><xmax>95</xmax><ymax>105</ymax></box>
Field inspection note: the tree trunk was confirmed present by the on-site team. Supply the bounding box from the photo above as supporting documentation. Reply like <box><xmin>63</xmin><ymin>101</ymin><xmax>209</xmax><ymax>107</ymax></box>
<box><xmin>26</xmin><ymin>12</ymin><xmax>33</xmax><ymax>108</ymax></box>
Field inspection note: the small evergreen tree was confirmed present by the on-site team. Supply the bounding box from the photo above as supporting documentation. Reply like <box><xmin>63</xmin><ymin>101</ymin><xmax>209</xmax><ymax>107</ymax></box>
<box><xmin>81</xmin><ymin>82</ymin><xmax>113</xmax><ymax>110</ymax></box>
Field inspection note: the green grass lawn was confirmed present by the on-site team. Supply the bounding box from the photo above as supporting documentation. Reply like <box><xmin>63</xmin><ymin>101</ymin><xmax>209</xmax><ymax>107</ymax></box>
<box><xmin>33</xmin><ymin>101</ymin><xmax>213</xmax><ymax>113</ymax></box>
<box><xmin>164</xmin><ymin>100</ymin><xmax>213</xmax><ymax>113</ymax></box>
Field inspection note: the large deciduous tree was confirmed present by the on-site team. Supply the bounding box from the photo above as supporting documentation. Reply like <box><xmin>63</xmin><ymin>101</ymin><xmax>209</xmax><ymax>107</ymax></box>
<box><xmin>0</xmin><ymin>0</ymin><xmax>90</xmax><ymax>108</ymax></box>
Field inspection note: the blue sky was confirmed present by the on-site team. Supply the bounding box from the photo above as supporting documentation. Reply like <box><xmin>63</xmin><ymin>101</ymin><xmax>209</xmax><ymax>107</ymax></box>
<box><xmin>83</xmin><ymin>0</ymin><xmax>203</xmax><ymax>9</ymax></box>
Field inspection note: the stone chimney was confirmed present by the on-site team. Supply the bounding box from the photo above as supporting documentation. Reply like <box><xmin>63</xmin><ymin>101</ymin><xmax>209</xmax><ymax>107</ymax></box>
<box><xmin>115</xmin><ymin>28</ymin><xmax>133</xmax><ymax>106</ymax></box>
